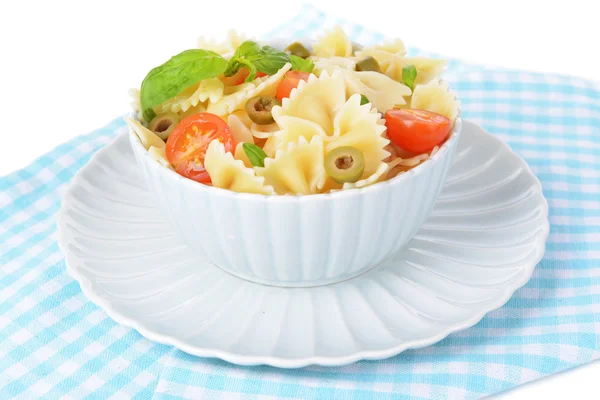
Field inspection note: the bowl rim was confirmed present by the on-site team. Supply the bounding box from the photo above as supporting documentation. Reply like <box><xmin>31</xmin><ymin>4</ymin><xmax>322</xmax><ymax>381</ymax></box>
<box><xmin>129</xmin><ymin>114</ymin><xmax>462</xmax><ymax>202</ymax></box>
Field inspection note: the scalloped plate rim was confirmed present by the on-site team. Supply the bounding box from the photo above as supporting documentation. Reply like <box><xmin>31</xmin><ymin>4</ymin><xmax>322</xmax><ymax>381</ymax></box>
<box><xmin>57</xmin><ymin>120</ymin><xmax>549</xmax><ymax>368</ymax></box>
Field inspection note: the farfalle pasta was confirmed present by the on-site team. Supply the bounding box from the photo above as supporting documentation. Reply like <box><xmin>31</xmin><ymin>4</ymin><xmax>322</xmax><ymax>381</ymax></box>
<box><xmin>325</xmin><ymin>94</ymin><xmax>390</xmax><ymax>178</ymax></box>
<box><xmin>197</xmin><ymin>30</ymin><xmax>250</xmax><ymax>56</ymax></box>
<box><xmin>312</xmin><ymin>56</ymin><xmax>356</xmax><ymax>76</ymax></box>
<box><xmin>204</xmin><ymin>140</ymin><xmax>274</xmax><ymax>195</ymax></box>
<box><xmin>313</xmin><ymin>26</ymin><xmax>354</xmax><ymax>58</ymax></box>
<box><xmin>342</xmin><ymin>70</ymin><xmax>411</xmax><ymax>112</ymax></box>
<box><xmin>272</xmin><ymin>116</ymin><xmax>329</xmax><ymax>150</ymax></box>
<box><xmin>371</xmin><ymin>39</ymin><xmax>407</xmax><ymax>56</ymax></box>
<box><xmin>129</xmin><ymin>27</ymin><xmax>459</xmax><ymax>195</ymax></box>
<box><xmin>411</xmin><ymin>78</ymin><xmax>460</xmax><ymax>121</ymax></box>
<box><xmin>256</xmin><ymin>136</ymin><xmax>326</xmax><ymax>195</ymax></box>
<box><xmin>273</xmin><ymin>71</ymin><xmax>346</xmax><ymax>135</ymax></box>
<box><xmin>207</xmin><ymin>63</ymin><xmax>292</xmax><ymax>116</ymax></box>
<box><xmin>158</xmin><ymin>78</ymin><xmax>224</xmax><ymax>114</ymax></box>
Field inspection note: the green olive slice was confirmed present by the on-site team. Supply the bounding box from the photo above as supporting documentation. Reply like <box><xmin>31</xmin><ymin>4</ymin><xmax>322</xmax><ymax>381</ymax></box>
<box><xmin>325</xmin><ymin>146</ymin><xmax>365</xmax><ymax>184</ymax></box>
<box><xmin>284</xmin><ymin>42</ymin><xmax>311</xmax><ymax>59</ymax></box>
<box><xmin>148</xmin><ymin>112</ymin><xmax>180</xmax><ymax>140</ymax></box>
<box><xmin>245</xmin><ymin>96</ymin><xmax>281</xmax><ymax>125</ymax></box>
<box><xmin>356</xmin><ymin>56</ymin><xmax>382</xmax><ymax>73</ymax></box>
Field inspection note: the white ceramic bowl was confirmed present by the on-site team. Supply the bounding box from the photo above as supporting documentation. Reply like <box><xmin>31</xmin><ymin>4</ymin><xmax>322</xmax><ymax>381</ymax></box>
<box><xmin>129</xmin><ymin>115</ymin><xmax>462</xmax><ymax>287</ymax></box>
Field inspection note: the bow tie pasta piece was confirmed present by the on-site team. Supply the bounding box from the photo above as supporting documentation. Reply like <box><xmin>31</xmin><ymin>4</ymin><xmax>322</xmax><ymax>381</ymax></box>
<box><xmin>197</xmin><ymin>30</ymin><xmax>250</xmax><ymax>56</ymax></box>
<box><xmin>411</xmin><ymin>79</ymin><xmax>460</xmax><ymax>122</ymax></box>
<box><xmin>227</xmin><ymin>113</ymin><xmax>254</xmax><ymax>145</ymax></box>
<box><xmin>158</xmin><ymin>78</ymin><xmax>224</xmax><ymax>114</ymax></box>
<box><xmin>204</xmin><ymin>140</ymin><xmax>274</xmax><ymax>195</ymax></box>
<box><xmin>223</xmin><ymin>82</ymin><xmax>255</xmax><ymax>96</ymax></box>
<box><xmin>250</xmin><ymin>122</ymin><xmax>279</xmax><ymax>139</ymax></box>
<box><xmin>342</xmin><ymin>70</ymin><xmax>411</xmax><ymax>112</ymax></box>
<box><xmin>124</xmin><ymin>117</ymin><xmax>165</xmax><ymax>150</ymax></box>
<box><xmin>404</xmin><ymin>57</ymin><xmax>448</xmax><ymax>86</ymax></box>
<box><xmin>231</xmin><ymin>109</ymin><xmax>253</xmax><ymax>127</ymax></box>
<box><xmin>311</xmin><ymin>56</ymin><xmax>356</xmax><ymax>77</ymax></box>
<box><xmin>326</xmin><ymin>94</ymin><xmax>390</xmax><ymax>178</ymax></box>
<box><xmin>262</xmin><ymin>136</ymin><xmax>277</xmax><ymax>158</ymax></box>
<box><xmin>234</xmin><ymin>142</ymin><xmax>253</xmax><ymax>168</ymax></box>
<box><xmin>272</xmin><ymin>116</ymin><xmax>330</xmax><ymax>151</ymax></box>
<box><xmin>313</xmin><ymin>26</ymin><xmax>353</xmax><ymax>58</ymax></box>
<box><xmin>228</xmin><ymin>110</ymin><xmax>279</xmax><ymax>140</ymax></box>
<box><xmin>180</xmin><ymin>103</ymin><xmax>208</xmax><ymax>118</ymax></box>
<box><xmin>370</xmin><ymin>39</ymin><xmax>407</xmax><ymax>56</ymax></box>
<box><xmin>333</xmin><ymin>94</ymin><xmax>384</xmax><ymax>138</ymax></box>
<box><xmin>255</xmin><ymin>136</ymin><xmax>326</xmax><ymax>195</ymax></box>
<box><xmin>273</xmin><ymin>71</ymin><xmax>346</xmax><ymax>135</ymax></box>
<box><xmin>355</xmin><ymin>49</ymin><xmax>404</xmax><ymax>82</ymax></box>
<box><xmin>148</xmin><ymin>146</ymin><xmax>173</xmax><ymax>170</ymax></box>
<box><xmin>207</xmin><ymin>63</ymin><xmax>292</xmax><ymax>116</ymax></box>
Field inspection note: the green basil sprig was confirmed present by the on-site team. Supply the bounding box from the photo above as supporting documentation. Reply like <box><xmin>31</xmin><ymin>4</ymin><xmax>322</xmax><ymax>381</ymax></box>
<box><xmin>402</xmin><ymin>65</ymin><xmax>417</xmax><ymax>91</ymax></box>
<box><xmin>360</xmin><ymin>94</ymin><xmax>370</xmax><ymax>105</ymax></box>
<box><xmin>225</xmin><ymin>41</ymin><xmax>291</xmax><ymax>82</ymax></box>
<box><xmin>140</xmin><ymin>50</ymin><xmax>228</xmax><ymax>121</ymax></box>
<box><xmin>243</xmin><ymin>143</ymin><xmax>268</xmax><ymax>167</ymax></box>
<box><xmin>290</xmin><ymin>55</ymin><xmax>314</xmax><ymax>73</ymax></box>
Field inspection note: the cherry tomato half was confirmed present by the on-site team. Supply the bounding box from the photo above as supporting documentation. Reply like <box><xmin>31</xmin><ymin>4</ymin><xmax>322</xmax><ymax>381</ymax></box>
<box><xmin>276</xmin><ymin>71</ymin><xmax>310</xmax><ymax>101</ymax></box>
<box><xmin>166</xmin><ymin>112</ymin><xmax>235</xmax><ymax>183</ymax></box>
<box><xmin>384</xmin><ymin>109</ymin><xmax>452</xmax><ymax>154</ymax></box>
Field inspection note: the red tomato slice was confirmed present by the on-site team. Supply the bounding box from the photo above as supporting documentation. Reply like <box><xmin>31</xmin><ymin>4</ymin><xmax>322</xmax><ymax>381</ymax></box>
<box><xmin>166</xmin><ymin>113</ymin><xmax>235</xmax><ymax>183</ymax></box>
<box><xmin>276</xmin><ymin>71</ymin><xmax>310</xmax><ymax>101</ymax></box>
<box><xmin>384</xmin><ymin>109</ymin><xmax>452</xmax><ymax>154</ymax></box>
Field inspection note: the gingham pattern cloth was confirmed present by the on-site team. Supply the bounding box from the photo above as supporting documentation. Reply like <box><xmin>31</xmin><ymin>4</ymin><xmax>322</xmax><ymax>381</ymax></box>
<box><xmin>2</xmin><ymin>4</ymin><xmax>600</xmax><ymax>399</ymax></box>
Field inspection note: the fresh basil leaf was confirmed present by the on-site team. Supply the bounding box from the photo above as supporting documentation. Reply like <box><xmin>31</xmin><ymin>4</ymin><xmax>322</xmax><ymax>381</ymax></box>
<box><xmin>140</xmin><ymin>49</ymin><xmax>228</xmax><ymax>121</ymax></box>
<box><xmin>224</xmin><ymin>41</ymin><xmax>260</xmax><ymax>79</ymax></box>
<box><xmin>360</xmin><ymin>94</ymin><xmax>370</xmax><ymax>105</ymax></box>
<box><xmin>243</xmin><ymin>142</ymin><xmax>268</xmax><ymax>167</ymax></box>
<box><xmin>290</xmin><ymin>55</ymin><xmax>314</xmax><ymax>73</ymax></box>
<box><xmin>253</xmin><ymin>45</ymin><xmax>290</xmax><ymax>75</ymax></box>
<box><xmin>402</xmin><ymin>65</ymin><xmax>417</xmax><ymax>91</ymax></box>
<box><xmin>234</xmin><ymin>56</ymin><xmax>258</xmax><ymax>82</ymax></box>
<box><xmin>225</xmin><ymin>41</ymin><xmax>290</xmax><ymax>82</ymax></box>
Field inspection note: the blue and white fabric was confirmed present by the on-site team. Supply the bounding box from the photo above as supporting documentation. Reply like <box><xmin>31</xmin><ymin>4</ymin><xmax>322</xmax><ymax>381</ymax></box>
<box><xmin>1</xmin><ymin>4</ymin><xmax>599</xmax><ymax>399</ymax></box>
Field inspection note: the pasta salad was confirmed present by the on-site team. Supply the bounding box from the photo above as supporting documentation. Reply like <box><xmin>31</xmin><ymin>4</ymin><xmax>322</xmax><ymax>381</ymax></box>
<box><xmin>126</xmin><ymin>27</ymin><xmax>460</xmax><ymax>195</ymax></box>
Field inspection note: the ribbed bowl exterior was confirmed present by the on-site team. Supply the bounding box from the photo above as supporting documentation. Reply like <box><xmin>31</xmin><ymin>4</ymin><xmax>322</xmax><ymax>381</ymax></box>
<box><xmin>129</xmin><ymin>119</ymin><xmax>462</xmax><ymax>287</ymax></box>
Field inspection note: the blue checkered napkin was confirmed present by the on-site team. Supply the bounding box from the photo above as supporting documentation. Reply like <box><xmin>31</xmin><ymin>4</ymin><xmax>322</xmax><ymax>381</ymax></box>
<box><xmin>2</xmin><ymin>4</ymin><xmax>599</xmax><ymax>399</ymax></box>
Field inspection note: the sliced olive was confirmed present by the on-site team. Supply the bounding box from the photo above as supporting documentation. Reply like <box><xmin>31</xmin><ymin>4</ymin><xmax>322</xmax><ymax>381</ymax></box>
<box><xmin>245</xmin><ymin>96</ymin><xmax>281</xmax><ymax>125</ymax></box>
<box><xmin>325</xmin><ymin>146</ymin><xmax>365</xmax><ymax>184</ymax></box>
<box><xmin>356</xmin><ymin>56</ymin><xmax>382</xmax><ymax>73</ymax></box>
<box><xmin>148</xmin><ymin>112</ymin><xmax>180</xmax><ymax>140</ymax></box>
<box><xmin>284</xmin><ymin>42</ymin><xmax>311</xmax><ymax>59</ymax></box>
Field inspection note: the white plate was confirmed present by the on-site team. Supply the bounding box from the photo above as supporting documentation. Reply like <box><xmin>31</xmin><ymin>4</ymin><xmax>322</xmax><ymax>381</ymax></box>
<box><xmin>57</xmin><ymin>120</ymin><xmax>549</xmax><ymax>368</ymax></box>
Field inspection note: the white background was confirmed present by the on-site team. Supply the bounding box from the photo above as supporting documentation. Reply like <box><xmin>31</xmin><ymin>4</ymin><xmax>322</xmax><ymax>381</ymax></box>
<box><xmin>2</xmin><ymin>0</ymin><xmax>599</xmax><ymax>398</ymax></box>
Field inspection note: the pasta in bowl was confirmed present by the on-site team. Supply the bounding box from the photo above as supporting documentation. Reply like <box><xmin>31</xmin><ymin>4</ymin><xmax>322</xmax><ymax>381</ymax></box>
<box><xmin>126</xmin><ymin>27</ymin><xmax>462</xmax><ymax>287</ymax></box>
